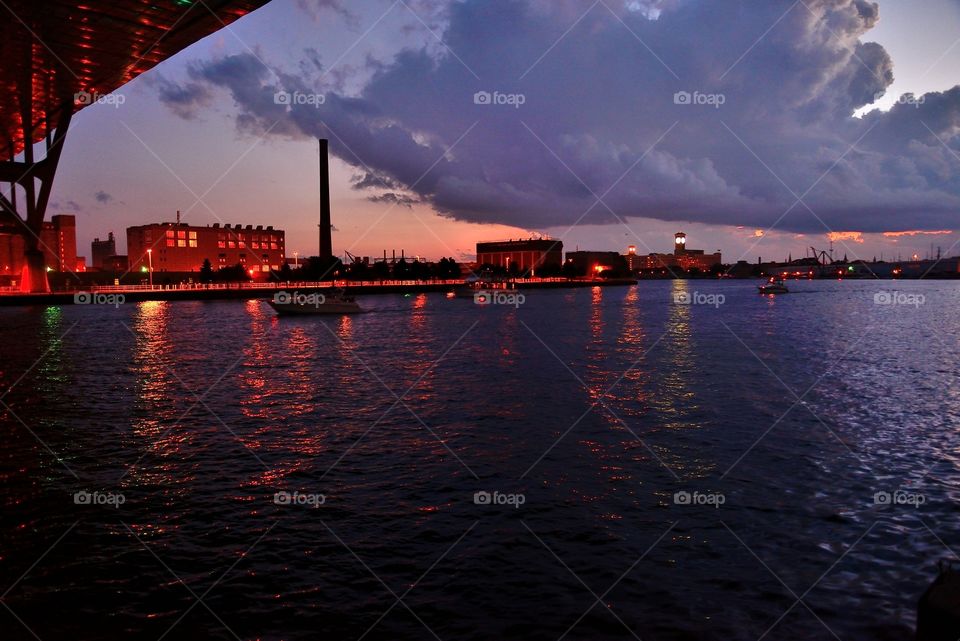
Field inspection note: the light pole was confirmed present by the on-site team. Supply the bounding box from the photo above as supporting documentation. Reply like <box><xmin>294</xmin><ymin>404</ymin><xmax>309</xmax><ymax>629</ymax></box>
<box><xmin>147</xmin><ymin>249</ymin><xmax>154</xmax><ymax>288</ymax></box>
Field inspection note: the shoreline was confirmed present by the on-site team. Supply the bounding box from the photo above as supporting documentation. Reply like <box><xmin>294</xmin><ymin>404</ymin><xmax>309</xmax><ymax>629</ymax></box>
<box><xmin>0</xmin><ymin>277</ymin><xmax>640</xmax><ymax>306</ymax></box>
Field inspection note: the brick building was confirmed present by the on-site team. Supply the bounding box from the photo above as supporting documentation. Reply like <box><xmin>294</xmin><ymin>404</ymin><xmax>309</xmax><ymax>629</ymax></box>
<box><xmin>127</xmin><ymin>221</ymin><xmax>285</xmax><ymax>277</ymax></box>
<box><xmin>476</xmin><ymin>238</ymin><xmax>563</xmax><ymax>274</ymax></box>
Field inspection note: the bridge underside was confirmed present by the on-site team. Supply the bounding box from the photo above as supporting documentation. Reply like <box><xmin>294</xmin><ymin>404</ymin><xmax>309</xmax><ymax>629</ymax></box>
<box><xmin>0</xmin><ymin>0</ymin><xmax>271</xmax><ymax>292</ymax></box>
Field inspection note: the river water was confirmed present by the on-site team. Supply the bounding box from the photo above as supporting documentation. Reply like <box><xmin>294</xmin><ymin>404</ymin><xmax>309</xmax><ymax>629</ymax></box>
<box><xmin>1</xmin><ymin>279</ymin><xmax>958</xmax><ymax>640</ymax></box>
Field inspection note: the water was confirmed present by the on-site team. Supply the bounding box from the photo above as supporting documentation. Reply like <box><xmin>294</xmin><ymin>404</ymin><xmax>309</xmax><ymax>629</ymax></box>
<box><xmin>1</xmin><ymin>280</ymin><xmax>958</xmax><ymax>640</ymax></box>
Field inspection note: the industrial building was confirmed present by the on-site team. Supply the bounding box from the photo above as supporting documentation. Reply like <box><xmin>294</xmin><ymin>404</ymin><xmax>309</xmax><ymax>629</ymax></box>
<box><xmin>90</xmin><ymin>232</ymin><xmax>117</xmax><ymax>270</ymax></box>
<box><xmin>127</xmin><ymin>215</ymin><xmax>285</xmax><ymax>277</ymax></box>
<box><xmin>476</xmin><ymin>238</ymin><xmax>563</xmax><ymax>274</ymax></box>
<box><xmin>628</xmin><ymin>232</ymin><xmax>722</xmax><ymax>273</ymax></box>
<box><xmin>565</xmin><ymin>250</ymin><xmax>628</xmax><ymax>277</ymax></box>
<box><xmin>0</xmin><ymin>214</ymin><xmax>81</xmax><ymax>280</ymax></box>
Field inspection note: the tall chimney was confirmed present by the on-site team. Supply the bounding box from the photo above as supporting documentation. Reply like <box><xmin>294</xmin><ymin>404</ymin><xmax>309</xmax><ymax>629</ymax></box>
<box><xmin>318</xmin><ymin>139</ymin><xmax>333</xmax><ymax>259</ymax></box>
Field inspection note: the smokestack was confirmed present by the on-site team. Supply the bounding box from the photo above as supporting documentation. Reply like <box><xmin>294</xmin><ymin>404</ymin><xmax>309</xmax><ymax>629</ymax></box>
<box><xmin>318</xmin><ymin>139</ymin><xmax>333</xmax><ymax>259</ymax></box>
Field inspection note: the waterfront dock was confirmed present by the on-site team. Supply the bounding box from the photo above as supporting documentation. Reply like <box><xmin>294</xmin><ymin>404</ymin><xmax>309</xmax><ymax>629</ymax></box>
<box><xmin>0</xmin><ymin>277</ymin><xmax>639</xmax><ymax>306</ymax></box>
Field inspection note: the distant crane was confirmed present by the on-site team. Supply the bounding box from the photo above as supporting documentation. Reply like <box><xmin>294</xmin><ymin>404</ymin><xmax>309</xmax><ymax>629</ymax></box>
<box><xmin>809</xmin><ymin>246</ymin><xmax>833</xmax><ymax>265</ymax></box>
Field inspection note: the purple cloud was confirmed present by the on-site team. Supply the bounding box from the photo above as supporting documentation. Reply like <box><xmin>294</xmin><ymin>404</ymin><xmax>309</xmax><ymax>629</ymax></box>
<box><xmin>160</xmin><ymin>0</ymin><xmax>960</xmax><ymax>234</ymax></box>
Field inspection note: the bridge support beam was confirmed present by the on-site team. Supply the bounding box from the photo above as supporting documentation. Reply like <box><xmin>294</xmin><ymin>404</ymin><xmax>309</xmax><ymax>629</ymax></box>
<box><xmin>1</xmin><ymin>47</ymin><xmax>73</xmax><ymax>293</ymax></box>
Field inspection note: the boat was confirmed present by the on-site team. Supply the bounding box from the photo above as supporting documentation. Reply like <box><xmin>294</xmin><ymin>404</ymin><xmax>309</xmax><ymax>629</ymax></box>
<box><xmin>268</xmin><ymin>290</ymin><xmax>363</xmax><ymax>315</ymax></box>
<box><xmin>758</xmin><ymin>277</ymin><xmax>789</xmax><ymax>295</ymax></box>
<box><xmin>450</xmin><ymin>273</ymin><xmax>518</xmax><ymax>300</ymax></box>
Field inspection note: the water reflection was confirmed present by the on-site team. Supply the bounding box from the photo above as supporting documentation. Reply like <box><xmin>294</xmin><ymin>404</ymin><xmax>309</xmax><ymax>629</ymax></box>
<box><xmin>661</xmin><ymin>281</ymin><xmax>710</xmax><ymax>479</ymax></box>
<box><xmin>126</xmin><ymin>300</ymin><xmax>196</xmax><ymax>489</ymax></box>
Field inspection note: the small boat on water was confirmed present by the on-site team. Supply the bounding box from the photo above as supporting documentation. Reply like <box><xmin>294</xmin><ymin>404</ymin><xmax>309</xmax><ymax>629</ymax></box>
<box><xmin>758</xmin><ymin>277</ymin><xmax>789</xmax><ymax>295</ymax></box>
<box><xmin>450</xmin><ymin>274</ymin><xmax>518</xmax><ymax>300</ymax></box>
<box><xmin>268</xmin><ymin>290</ymin><xmax>363</xmax><ymax>315</ymax></box>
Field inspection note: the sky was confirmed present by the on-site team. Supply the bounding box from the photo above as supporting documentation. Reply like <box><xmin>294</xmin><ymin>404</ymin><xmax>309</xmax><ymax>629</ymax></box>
<box><xmin>49</xmin><ymin>0</ymin><xmax>960</xmax><ymax>265</ymax></box>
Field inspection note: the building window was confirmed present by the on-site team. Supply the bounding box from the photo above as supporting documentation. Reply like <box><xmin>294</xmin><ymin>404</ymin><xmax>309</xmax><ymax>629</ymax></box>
<box><xmin>166</xmin><ymin>230</ymin><xmax>174</xmax><ymax>238</ymax></box>
<box><xmin>217</xmin><ymin>241</ymin><xmax>225</xmax><ymax>248</ymax></box>
<box><xmin>188</xmin><ymin>239</ymin><xmax>197</xmax><ymax>247</ymax></box>
<box><xmin>166</xmin><ymin>239</ymin><xmax>175</xmax><ymax>247</ymax></box>
<box><xmin>251</xmin><ymin>242</ymin><xmax>260</xmax><ymax>249</ymax></box>
<box><xmin>189</xmin><ymin>231</ymin><xmax>197</xmax><ymax>240</ymax></box>
<box><xmin>228</xmin><ymin>241</ymin><xmax>236</xmax><ymax>249</ymax></box>
<box><xmin>270</xmin><ymin>242</ymin><xmax>278</xmax><ymax>250</ymax></box>
<box><xmin>177</xmin><ymin>231</ymin><xmax>186</xmax><ymax>239</ymax></box>
<box><xmin>177</xmin><ymin>239</ymin><xmax>186</xmax><ymax>247</ymax></box>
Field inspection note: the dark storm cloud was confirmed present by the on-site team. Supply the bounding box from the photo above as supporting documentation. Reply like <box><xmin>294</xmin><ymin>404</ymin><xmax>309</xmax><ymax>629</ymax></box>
<box><xmin>162</xmin><ymin>0</ymin><xmax>960</xmax><ymax>233</ymax></box>
<box><xmin>368</xmin><ymin>192</ymin><xmax>420</xmax><ymax>208</ymax></box>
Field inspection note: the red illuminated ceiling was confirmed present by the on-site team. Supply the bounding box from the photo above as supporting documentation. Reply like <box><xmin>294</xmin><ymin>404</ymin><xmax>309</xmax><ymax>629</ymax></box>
<box><xmin>0</xmin><ymin>0</ymin><xmax>272</xmax><ymax>159</ymax></box>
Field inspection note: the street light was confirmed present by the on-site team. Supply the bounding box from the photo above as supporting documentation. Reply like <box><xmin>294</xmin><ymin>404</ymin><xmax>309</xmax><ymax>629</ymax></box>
<box><xmin>146</xmin><ymin>249</ymin><xmax>153</xmax><ymax>288</ymax></box>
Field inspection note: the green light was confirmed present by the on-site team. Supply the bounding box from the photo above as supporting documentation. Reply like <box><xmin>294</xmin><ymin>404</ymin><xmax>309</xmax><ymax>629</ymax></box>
<box><xmin>141</xmin><ymin>266</ymin><xmax>148</xmax><ymax>272</ymax></box>
<box><xmin>848</xmin><ymin>266</ymin><xmax>854</xmax><ymax>271</ymax></box>
<box><xmin>45</xmin><ymin>266</ymin><xmax>53</xmax><ymax>272</ymax></box>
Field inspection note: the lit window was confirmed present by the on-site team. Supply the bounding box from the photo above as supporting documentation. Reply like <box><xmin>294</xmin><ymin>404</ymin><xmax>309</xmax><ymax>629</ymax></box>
<box><xmin>177</xmin><ymin>239</ymin><xmax>186</xmax><ymax>247</ymax></box>
<box><xmin>239</xmin><ymin>242</ymin><xmax>246</xmax><ymax>248</ymax></box>
<box><xmin>166</xmin><ymin>230</ymin><xmax>174</xmax><ymax>238</ymax></box>
<box><xmin>188</xmin><ymin>240</ymin><xmax>197</xmax><ymax>248</ymax></box>
<box><xmin>251</xmin><ymin>242</ymin><xmax>260</xmax><ymax>249</ymax></box>
<box><xmin>270</xmin><ymin>242</ymin><xmax>278</xmax><ymax>250</ymax></box>
<box><xmin>261</xmin><ymin>265</ymin><xmax>269</xmax><ymax>272</ymax></box>
<box><xmin>217</xmin><ymin>241</ymin><xmax>225</xmax><ymax>248</ymax></box>
<box><xmin>228</xmin><ymin>241</ymin><xmax>236</xmax><ymax>248</ymax></box>
<box><xmin>166</xmin><ymin>239</ymin><xmax>175</xmax><ymax>247</ymax></box>
<box><xmin>189</xmin><ymin>231</ymin><xmax>197</xmax><ymax>239</ymax></box>
<box><xmin>178</xmin><ymin>231</ymin><xmax>186</xmax><ymax>239</ymax></box>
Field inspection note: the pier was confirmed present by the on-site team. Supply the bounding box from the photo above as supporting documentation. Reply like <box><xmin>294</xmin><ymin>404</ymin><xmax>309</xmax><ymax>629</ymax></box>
<box><xmin>0</xmin><ymin>277</ymin><xmax>639</xmax><ymax>306</ymax></box>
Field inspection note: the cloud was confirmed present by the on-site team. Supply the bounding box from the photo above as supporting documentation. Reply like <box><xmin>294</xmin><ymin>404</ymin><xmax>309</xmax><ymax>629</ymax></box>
<box><xmin>51</xmin><ymin>200</ymin><xmax>82</xmax><ymax>212</ymax></box>
<box><xmin>94</xmin><ymin>190</ymin><xmax>113</xmax><ymax>204</ymax></box>
<box><xmin>151</xmin><ymin>74</ymin><xmax>213</xmax><ymax>120</ymax></box>
<box><xmin>295</xmin><ymin>0</ymin><xmax>359</xmax><ymax>27</ymax></box>
<box><xmin>368</xmin><ymin>192</ymin><xmax>420</xmax><ymax>208</ymax></box>
<box><xmin>827</xmin><ymin>231</ymin><xmax>865</xmax><ymax>243</ymax></box>
<box><xmin>882</xmin><ymin>229</ymin><xmax>953</xmax><ymax>237</ymax></box>
<box><xmin>161</xmin><ymin>0</ymin><xmax>960</xmax><ymax>234</ymax></box>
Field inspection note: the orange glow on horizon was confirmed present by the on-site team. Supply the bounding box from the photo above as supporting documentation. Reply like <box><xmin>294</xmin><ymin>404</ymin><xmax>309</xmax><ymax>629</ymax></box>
<box><xmin>826</xmin><ymin>231</ymin><xmax>865</xmax><ymax>243</ymax></box>
<box><xmin>882</xmin><ymin>230</ymin><xmax>953</xmax><ymax>237</ymax></box>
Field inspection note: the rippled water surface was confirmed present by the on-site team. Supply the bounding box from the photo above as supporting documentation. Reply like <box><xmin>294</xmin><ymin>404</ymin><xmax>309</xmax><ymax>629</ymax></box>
<box><xmin>1</xmin><ymin>280</ymin><xmax>959</xmax><ymax>640</ymax></box>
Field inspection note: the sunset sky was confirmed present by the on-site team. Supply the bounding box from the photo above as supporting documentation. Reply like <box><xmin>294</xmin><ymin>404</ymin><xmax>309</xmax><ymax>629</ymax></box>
<box><xmin>51</xmin><ymin>0</ymin><xmax>960</xmax><ymax>265</ymax></box>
